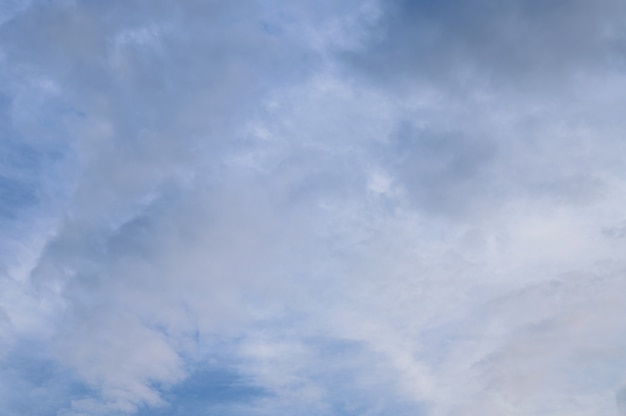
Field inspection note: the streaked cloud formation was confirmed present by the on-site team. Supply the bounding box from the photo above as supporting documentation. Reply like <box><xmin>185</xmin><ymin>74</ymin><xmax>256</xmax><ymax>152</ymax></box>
<box><xmin>2</xmin><ymin>0</ymin><xmax>626</xmax><ymax>415</ymax></box>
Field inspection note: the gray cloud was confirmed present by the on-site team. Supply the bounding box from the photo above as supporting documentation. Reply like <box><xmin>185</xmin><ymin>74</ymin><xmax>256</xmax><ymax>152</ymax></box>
<box><xmin>382</xmin><ymin>120</ymin><xmax>497</xmax><ymax>217</ymax></box>
<box><xmin>2</xmin><ymin>1</ymin><xmax>626</xmax><ymax>415</ymax></box>
<box><xmin>344</xmin><ymin>0</ymin><xmax>626</xmax><ymax>90</ymax></box>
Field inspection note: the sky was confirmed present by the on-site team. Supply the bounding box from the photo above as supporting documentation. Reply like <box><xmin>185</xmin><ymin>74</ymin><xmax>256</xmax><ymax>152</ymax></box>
<box><xmin>2</xmin><ymin>0</ymin><xmax>626</xmax><ymax>415</ymax></box>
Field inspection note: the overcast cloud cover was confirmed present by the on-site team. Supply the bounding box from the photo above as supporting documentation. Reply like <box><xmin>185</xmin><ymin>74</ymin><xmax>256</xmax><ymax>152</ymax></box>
<box><xmin>2</xmin><ymin>0</ymin><xmax>626</xmax><ymax>415</ymax></box>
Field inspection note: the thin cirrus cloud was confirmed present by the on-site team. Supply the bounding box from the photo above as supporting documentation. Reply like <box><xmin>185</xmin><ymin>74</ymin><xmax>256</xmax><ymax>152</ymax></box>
<box><xmin>1</xmin><ymin>0</ymin><xmax>626</xmax><ymax>415</ymax></box>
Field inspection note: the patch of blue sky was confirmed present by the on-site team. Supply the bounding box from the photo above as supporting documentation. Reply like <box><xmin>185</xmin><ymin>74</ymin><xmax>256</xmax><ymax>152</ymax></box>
<box><xmin>0</xmin><ymin>340</ymin><xmax>94</xmax><ymax>416</ymax></box>
<box><xmin>0</xmin><ymin>134</ymin><xmax>77</xmax><ymax>276</ymax></box>
<box><xmin>305</xmin><ymin>337</ymin><xmax>429</xmax><ymax>416</ymax></box>
<box><xmin>0</xmin><ymin>0</ymin><xmax>30</xmax><ymax>27</ymax></box>
<box><xmin>134</xmin><ymin>366</ymin><xmax>270</xmax><ymax>416</ymax></box>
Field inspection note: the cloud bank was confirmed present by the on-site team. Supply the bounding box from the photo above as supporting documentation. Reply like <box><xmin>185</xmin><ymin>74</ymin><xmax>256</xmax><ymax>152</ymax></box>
<box><xmin>2</xmin><ymin>0</ymin><xmax>626</xmax><ymax>415</ymax></box>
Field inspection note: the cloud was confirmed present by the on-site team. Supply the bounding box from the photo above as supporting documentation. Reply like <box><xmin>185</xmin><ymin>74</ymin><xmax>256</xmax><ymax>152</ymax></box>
<box><xmin>2</xmin><ymin>0</ymin><xmax>626</xmax><ymax>415</ymax></box>
<box><xmin>343</xmin><ymin>0</ymin><xmax>626</xmax><ymax>90</ymax></box>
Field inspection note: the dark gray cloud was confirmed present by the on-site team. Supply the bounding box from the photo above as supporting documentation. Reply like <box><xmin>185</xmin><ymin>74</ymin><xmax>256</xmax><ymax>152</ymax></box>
<box><xmin>344</xmin><ymin>0</ymin><xmax>626</xmax><ymax>90</ymax></box>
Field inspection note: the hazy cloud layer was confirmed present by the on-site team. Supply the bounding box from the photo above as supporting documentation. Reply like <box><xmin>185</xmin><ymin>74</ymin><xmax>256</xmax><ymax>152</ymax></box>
<box><xmin>2</xmin><ymin>1</ymin><xmax>626</xmax><ymax>415</ymax></box>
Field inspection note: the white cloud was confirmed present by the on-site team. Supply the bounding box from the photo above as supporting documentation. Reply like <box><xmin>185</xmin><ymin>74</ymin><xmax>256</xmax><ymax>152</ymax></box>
<box><xmin>2</xmin><ymin>1</ymin><xmax>626</xmax><ymax>415</ymax></box>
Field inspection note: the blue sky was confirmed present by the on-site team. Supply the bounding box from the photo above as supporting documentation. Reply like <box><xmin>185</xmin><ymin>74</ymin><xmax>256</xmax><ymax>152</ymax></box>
<box><xmin>2</xmin><ymin>0</ymin><xmax>626</xmax><ymax>415</ymax></box>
